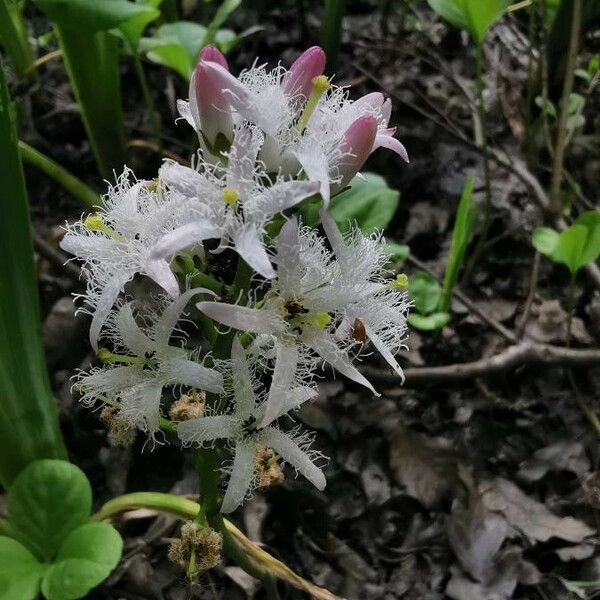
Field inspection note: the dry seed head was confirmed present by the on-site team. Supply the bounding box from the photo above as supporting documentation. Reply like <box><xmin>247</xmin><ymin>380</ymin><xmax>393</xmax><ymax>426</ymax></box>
<box><xmin>100</xmin><ymin>406</ymin><xmax>136</xmax><ymax>447</ymax></box>
<box><xmin>255</xmin><ymin>445</ymin><xmax>284</xmax><ymax>489</ymax></box>
<box><xmin>168</xmin><ymin>521</ymin><xmax>223</xmax><ymax>579</ymax></box>
<box><xmin>169</xmin><ymin>391</ymin><xmax>206</xmax><ymax>421</ymax></box>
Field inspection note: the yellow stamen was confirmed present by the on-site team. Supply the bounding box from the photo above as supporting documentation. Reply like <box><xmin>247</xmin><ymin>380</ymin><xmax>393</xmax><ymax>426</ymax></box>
<box><xmin>221</xmin><ymin>187</ymin><xmax>240</xmax><ymax>206</ymax></box>
<box><xmin>84</xmin><ymin>214</ymin><xmax>122</xmax><ymax>240</ymax></box>
<box><xmin>296</xmin><ymin>75</ymin><xmax>330</xmax><ymax>133</ymax></box>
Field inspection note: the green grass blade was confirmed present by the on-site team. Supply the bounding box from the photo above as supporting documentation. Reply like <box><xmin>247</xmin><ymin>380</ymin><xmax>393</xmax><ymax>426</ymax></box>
<box><xmin>0</xmin><ymin>64</ymin><xmax>67</xmax><ymax>488</ymax></box>
<box><xmin>321</xmin><ymin>0</ymin><xmax>345</xmax><ymax>72</ymax></box>
<box><xmin>0</xmin><ymin>0</ymin><xmax>34</xmax><ymax>77</ymax></box>
<box><xmin>55</xmin><ymin>26</ymin><xmax>127</xmax><ymax>177</ymax></box>
<box><xmin>439</xmin><ymin>174</ymin><xmax>476</xmax><ymax>312</ymax></box>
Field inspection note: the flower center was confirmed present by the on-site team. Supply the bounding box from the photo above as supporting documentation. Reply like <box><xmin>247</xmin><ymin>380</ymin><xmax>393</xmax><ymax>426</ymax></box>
<box><xmin>221</xmin><ymin>187</ymin><xmax>240</xmax><ymax>206</ymax></box>
<box><xmin>281</xmin><ymin>297</ymin><xmax>331</xmax><ymax>332</ymax></box>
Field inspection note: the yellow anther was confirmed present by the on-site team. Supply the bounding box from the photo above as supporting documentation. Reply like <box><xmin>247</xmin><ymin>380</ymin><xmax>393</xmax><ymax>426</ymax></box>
<box><xmin>96</xmin><ymin>347</ymin><xmax>113</xmax><ymax>363</ymax></box>
<box><xmin>84</xmin><ymin>213</ymin><xmax>122</xmax><ymax>240</ymax></box>
<box><xmin>221</xmin><ymin>187</ymin><xmax>240</xmax><ymax>206</ymax></box>
<box><xmin>146</xmin><ymin>179</ymin><xmax>159</xmax><ymax>193</ymax></box>
<box><xmin>393</xmin><ymin>273</ymin><xmax>409</xmax><ymax>288</ymax></box>
<box><xmin>296</xmin><ymin>75</ymin><xmax>331</xmax><ymax>133</ymax></box>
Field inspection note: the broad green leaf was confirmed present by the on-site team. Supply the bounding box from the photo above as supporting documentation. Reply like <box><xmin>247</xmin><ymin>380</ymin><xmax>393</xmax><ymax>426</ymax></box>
<box><xmin>0</xmin><ymin>64</ymin><xmax>66</xmax><ymax>488</ymax></box>
<box><xmin>428</xmin><ymin>0</ymin><xmax>510</xmax><ymax>43</ymax></box>
<box><xmin>532</xmin><ymin>227</ymin><xmax>560</xmax><ymax>256</ymax></box>
<box><xmin>328</xmin><ymin>173</ymin><xmax>400</xmax><ymax>234</ymax></box>
<box><xmin>407</xmin><ymin>312</ymin><xmax>451</xmax><ymax>331</ymax></box>
<box><xmin>386</xmin><ymin>242</ymin><xmax>410</xmax><ymax>264</ymax></box>
<box><xmin>558</xmin><ymin>224</ymin><xmax>589</xmax><ymax>274</ymax></box>
<box><xmin>116</xmin><ymin>4</ymin><xmax>160</xmax><ymax>50</ymax></box>
<box><xmin>41</xmin><ymin>523</ymin><xmax>123</xmax><ymax>600</ymax></box>
<box><xmin>32</xmin><ymin>0</ymin><xmax>157</xmax><ymax>33</ymax></box>
<box><xmin>8</xmin><ymin>460</ymin><xmax>92</xmax><ymax>561</ymax></box>
<box><xmin>409</xmin><ymin>271</ymin><xmax>442</xmax><ymax>315</ymax></box>
<box><xmin>213</xmin><ymin>25</ymin><xmax>263</xmax><ymax>54</ymax></box>
<box><xmin>573</xmin><ymin>211</ymin><xmax>600</xmax><ymax>267</ymax></box>
<box><xmin>204</xmin><ymin>0</ymin><xmax>241</xmax><ymax>45</ymax></box>
<box><xmin>141</xmin><ymin>21</ymin><xmax>207</xmax><ymax>79</ymax></box>
<box><xmin>440</xmin><ymin>175</ymin><xmax>476</xmax><ymax>312</ymax></box>
<box><xmin>0</xmin><ymin>537</ymin><xmax>45</xmax><ymax>600</ymax></box>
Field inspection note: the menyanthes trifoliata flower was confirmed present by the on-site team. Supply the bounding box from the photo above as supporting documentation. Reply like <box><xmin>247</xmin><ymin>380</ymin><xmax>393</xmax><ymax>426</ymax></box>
<box><xmin>178</xmin><ymin>337</ymin><xmax>325</xmax><ymax>513</ymax></box>
<box><xmin>76</xmin><ymin>288</ymin><xmax>223</xmax><ymax>435</ymax></box>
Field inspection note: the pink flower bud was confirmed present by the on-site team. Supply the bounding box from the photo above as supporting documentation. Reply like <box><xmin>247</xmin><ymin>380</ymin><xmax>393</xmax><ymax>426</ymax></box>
<box><xmin>336</xmin><ymin>115</ymin><xmax>378</xmax><ymax>189</ymax></box>
<box><xmin>283</xmin><ymin>46</ymin><xmax>327</xmax><ymax>98</ymax></box>
<box><xmin>191</xmin><ymin>46</ymin><xmax>233</xmax><ymax>149</ymax></box>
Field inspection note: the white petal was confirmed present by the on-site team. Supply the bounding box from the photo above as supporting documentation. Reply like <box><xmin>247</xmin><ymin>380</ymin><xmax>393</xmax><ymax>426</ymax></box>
<box><xmin>119</xmin><ymin>381</ymin><xmax>163</xmax><ymax>432</ymax></box>
<box><xmin>89</xmin><ymin>271</ymin><xmax>133</xmax><ymax>351</ymax></box>
<box><xmin>197</xmin><ymin>301</ymin><xmax>286</xmax><ymax>335</ymax></box>
<box><xmin>145</xmin><ymin>258</ymin><xmax>180</xmax><ymax>299</ymax></box>
<box><xmin>78</xmin><ymin>364</ymin><xmax>141</xmax><ymax>397</ymax></box>
<box><xmin>114</xmin><ymin>303</ymin><xmax>154</xmax><ymax>356</ymax></box>
<box><xmin>177</xmin><ymin>415</ymin><xmax>239</xmax><ymax>444</ymax></box>
<box><xmin>60</xmin><ymin>233</ymin><xmax>116</xmax><ymax>261</ymax></box>
<box><xmin>262</xmin><ymin>428</ymin><xmax>326</xmax><ymax>491</ymax></box>
<box><xmin>259</xmin><ymin>385</ymin><xmax>317</xmax><ymax>428</ymax></box>
<box><xmin>151</xmin><ymin>222</ymin><xmax>222</xmax><ymax>262</ymax></box>
<box><xmin>221</xmin><ymin>441</ymin><xmax>257</xmax><ymax>513</ymax></box>
<box><xmin>258</xmin><ymin>342</ymin><xmax>298</xmax><ymax>428</ymax></box>
<box><xmin>302</xmin><ymin>329</ymin><xmax>379</xmax><ymax>396</ymax></box>
<box><xmin>232</xmin><ymin>226</ymin><xmax>276</xmax><ymax>279</ymax></box>
<box><xmin>248</xmin><ymin>180</ymin><xmax>319</xmax><ymax>222</ymax></box>
<box><xmin>161</xmin><ymin>358</ymin><xmax>224</xmax><ymax>394</ymax></box>
<box><xmin>231</xmin><ymin>337</ymin><xmax>256</xmax><ymax>417</ymax></box>
<box><xmin>364</xmin><ymin>323</ymin><xmax>405</xmax><ymax>383</ymax></box>
<box><xmin>319</xmin><ymin>209</ymin><xmax>346</xmax><ymax>265</ymax></box>
<box><xmin>295</xmin><ymin>148</ymin><xmax>331</xmax><ymax>205</ymax></box>
<box><xmin>154</xmin><ymin>287</ymin><xmax>217</xmax><ymax>347</ymax></box>
<box><xmin>373</xmin><ymin>133</ymin><xmax>409</xmax><ymax>163</ymax></box>
<box><xmin>273</xmin><ymin>217</ymin><xmax>302</xmax><ymax>294</ymax></box>
<box><xmin>226</xmin><ymin>128</ymin><xmax>259</xmax><ymax>192</ymax></box>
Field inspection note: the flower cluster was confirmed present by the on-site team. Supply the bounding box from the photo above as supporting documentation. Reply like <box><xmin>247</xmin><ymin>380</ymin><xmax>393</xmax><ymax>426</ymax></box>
<box><xmin>62</xmin><ymin>45</ymin><xmax>409</xmax><ymax>513</ymax></box>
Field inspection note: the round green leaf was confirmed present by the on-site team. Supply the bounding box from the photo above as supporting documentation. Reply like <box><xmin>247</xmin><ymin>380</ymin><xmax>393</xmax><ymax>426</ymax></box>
<box><xmin>0</xmin><ymin>536</ymin><xmax>45</xmax><ymax>600</ymax></box>
<box><xmin>532</xmin><ymin>227</ymin><xmax>560</xmax><ymax>256</ymax></box>
<box><xmin>557</xmin><ymin>224</ymin><xmax>588</xmax><ymax>274</ymax></box>
<box><xmin>41</xmin><ymin>523</ymin><xmax>123</xmax><ymax>600</ymax></box>
<box><xmin>8</xmin><ymin>460</ymin><xmax>92</xmax><ymax>561</ymax></box>
<box><xmin>573</xmin><ymin>211</ymin><xmax>600</xmax><ymax>268</ymax></box>
<box><xmin>409</xmin><ymin>271</ymin><xmax>442</xmax><ymax>315</ymax></box>
<box><xmin>407</xmin><ymin>312</ymin><xmax>451</xmax><ymax>331</ymax></box>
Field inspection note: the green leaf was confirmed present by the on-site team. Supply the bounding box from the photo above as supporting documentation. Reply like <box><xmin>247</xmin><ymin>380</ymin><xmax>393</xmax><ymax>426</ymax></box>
<box><xmin>385</xmin><ymin>242</ymin><xmax>410</xmax><ymax>264</ymax></box>
<box><xmin>8</xmin><ymin>460</ymin><xmax>92</xmax><ymax>561</ymax></box>
<box><xmin>532</xmin><ymin>227</ymin><xmax>560</xmax><ymax>256</ymax></box>
<box><xmin>32</xmin><ymin>0</ymin><xmax>157</xmax><ymax>33</ymax></box>
<box><xmin>0</xmin><ymin>65</ymin><xmax>66</xmax><ymax>488</ymax></box>
<box><xmin>535</xmin><ymin>95</ymin><xmax>557</xmax><ymax>119</ymax></box>
<box><xmin>116</xmin><ymin>4</ymin><xmax>160</xmax><ymax>51</ymax></box>
<box><xmin>439</xmin><ymin>175</ymin><xmax>476</xmax><ymax>312</ymax></box>
<box><xmin>428</xmin><ymin>0</ymin><xmax>510</xmax><ymax>43</ymax></box>
<box><xmin>409</xmin><ymin>271</ymin><xmax>442</xmax><ymax>315</ymax></box>
<box><xmin>0</xmin><ymin>537</ymin><xmax>45</xmax><ymax>600</ymax></box>
<box><xmin>573</xmin><ymin>211</ymin><xmax>600</xmax><ymax>267</ymax></box>
<box><xmin>204</xmin><ymin>0</ymin><xmax>241</xmax><ymax>46</ymax></box>
<box><xmin>407</xmin><ymin>312</ymin><xmax>451</xmax><ymax>331</ymax></box>
<box><xmin>141</xmin><ymin>21</ymin><xmax>207</xmax><ymax>79</ymax></box>
<box><xmin>327</xmin><ymin>173</ymin><xmax>400</xmax><ymax>234</ymax></box>
<box><xmin>41</xmin><ymin>523</ymin><xmax>123</xmax><ymax>600</ymax></box>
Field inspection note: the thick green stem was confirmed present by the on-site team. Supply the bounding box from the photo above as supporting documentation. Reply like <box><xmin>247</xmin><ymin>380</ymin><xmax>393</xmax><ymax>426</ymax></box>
<box><xmin>549</xmin><ymin>0</ymin><xmax>582</xmax><ymax>216</ymax></box>
<box><xmin>0</xmin><ymin>0</ymin><xmax>34</xmax><ymax>77</ymax></box>
<box><xmin>462</xmin><ymin>44</ymin><xmax>493</xmax><ymax>283</ymax></box>
<box><xmin>321</xmin><ymin>0</ymin><xmax>345</xmax><ymax>72</ymax></box>
<box><xmin>19</xmin><ymin>140</ymin><xmax>101</xmax><ymax>209</ymax></box>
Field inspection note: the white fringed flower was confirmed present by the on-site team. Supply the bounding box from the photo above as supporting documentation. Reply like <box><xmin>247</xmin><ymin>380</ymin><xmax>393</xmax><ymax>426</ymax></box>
<box><xmin>199</xmin><ymin>212</ymin><xmax>409</xmax><ymax>392</ymax></box>
<box><xmin>77</xmin><ymin>288</ymin><xmax>223</xmax><ymax>434</ymax></box>
<box><xmin>194</xmin><ymin>55</ymin><xmax>408</xmax><ymax>204</ymax></box>
<box><xmin>150</xmin><ymin>128</ymin><xmax>319</xmax><ymax>280</ymax></box>
<box><xmin>60</xmin><ymin>169</ymin><xmax>189</xmax><ymax>349</ymax></box>
<box><xmin>178</xmin><ymin>337</ymin><xmax>325</xmax><ymax>513</ymax></box>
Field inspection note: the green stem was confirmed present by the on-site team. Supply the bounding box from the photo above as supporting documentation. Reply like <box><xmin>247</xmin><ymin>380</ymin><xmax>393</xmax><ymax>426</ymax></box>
<box><xmin>0</xmin><ymin>0</ymin><xmax>34</xmax><ymax>77</ymax></box>
<box><xmin>462</xmin><ymin>43</ymin><xmax>493</xmax><ymax>284</ymax></box>
<box><xmin>132</xmin><ymin>52</ymin><xmax>161</xmax><ymax>145</ymax></box>
<box><xmin>549</xmin><ymin>0</ymin><xmax>582</xmax><ymax>217</ymax></box>
<box><xmin>92</xmin><ymin>492</ymin><xmax>200</xmax><ymax>522</ymax></box>
<box><xmin>321</xmin><ymin>0</ymin><xmax>345</xmax><ymax>72</ymax></box>
<box><xmin>189</xmin><ymin>271</ymin><xmax>229</xmax><ymax>296</ymax></box>
<box><xmin>19</xmin><ymin>140</ymin><xmax>101</xmax><ymax>209</ymax></box>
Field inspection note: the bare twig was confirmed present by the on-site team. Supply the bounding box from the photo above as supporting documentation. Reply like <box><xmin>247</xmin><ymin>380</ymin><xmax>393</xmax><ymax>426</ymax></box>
<box><xmin>516</xmin><ymin>250</ymin><xmax>541</xmax><ymax>337</ymax></box>
<box><xmin>406</xmin><ymin>254</ymin><xmax>517</xmax><ymax>343</ymax></box>
<box><xmin>363</xmin><ymin>341</ymin><xmax>600</xmax><ymax>384</ymax></box>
